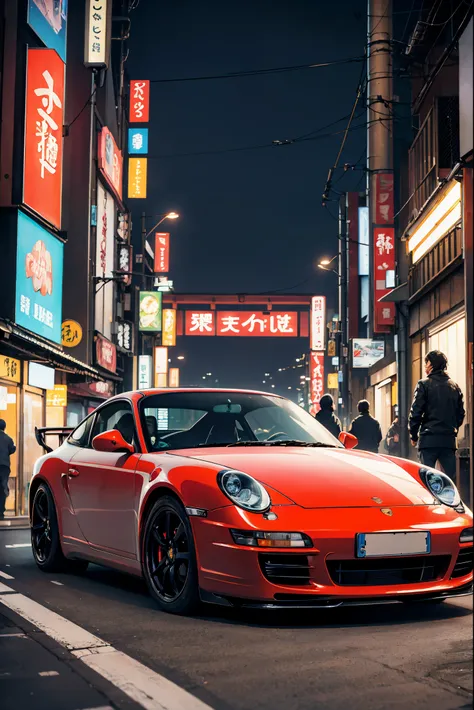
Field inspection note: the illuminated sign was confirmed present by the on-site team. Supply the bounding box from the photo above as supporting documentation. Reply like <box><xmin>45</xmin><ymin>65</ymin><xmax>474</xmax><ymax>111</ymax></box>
<box><xmin>138</xmin><ymin>355</ymin><xmax>152</xmax><ymax>389</ymax></box>
<box><xmin>28</xmin><ymin>0</ymin><xmax>68</xmax><ymax>62</ymax></box>
<box><xmin>310</xmin><ymin>296</ymin><xmax>326</xmax><ymax>351</ymax></box>
<box><xmin>375</xmin><ymin>173</ymin><xmax>394</xmax><ymax>224</ymax></box>
<box><xmin>46</xmin><ymin>385</ymin><xmax>67</xmax><ymax>407</ymax></box>
<box><xmin>216</xmin><ymin>312</ymin><xmax>297</xmax><ymax>337</ymax></box>
<box><xmin>352</xmin><ymin>339</ymin><xmax>385</xmax><ymax>368</ymax></box>
<box><xmin>95</xmin><ymin>332</ymin><xmax>117</xmax><ymax>373</ymax></box>
<box><xmin>129</xmin><ymin>81</ymin><xmax>150</xmax><ymax>122</ymax></box>
<box><xmin>117</xmin><ymin>243</ymin><xmax>132</xmax><ymax>285</ymax></box>
<box><xmin>117</xmin><ymin>321</ymin><xmax>133</xmax><ymax>352</ymax></box>
<box><xmin>24</xmin><ymin>48</ymin><xmax>65</xmax><ymax>229</ymax></box>
<box><xmin>162</xmin><ymin>309</ymin><xmax>177</xmax><ymax>347</ymax></box>
<box><xmin>61</xmin><ymin>320</ymin><xmax>83</xmax><ymax>348</ymax></box>
<box><xmin>407</xmin><ymin>181</ymin><xmax>462</xmax><ymax>264</ymax></box>
<box><xmin>128</xmin><ymin>157</ymin><xmax>147</xmax><ymax>199</ymax></box>
<box><xmin>309</xmin><ymin>352</ymin><xmax>324</xmax><ymax>416</ymax></box>
<box><xmin>85</xmin><ymin>0</ymin><xmax>111</xmax><ymax>68</ymax></box>
<box><xmin>185</xmin><ymin>311</ymin><xmax>215</xmax><ymax>336</ymax></box>
<box><xmin>358</xmin><ymin>206</ymin><xmax>369</xmax><ymax>276</ymax></box>
<box><xmin>169</xmin><ymin>368</ymin><xmax>180</xmax><ymax>388</ymax></box>
<box><xmin>128</xmin><ymin>128</ymin><xmax>149</xmax><ymax>155</ymax></box>
<box><xmin>98</xmin><ymin>127</ymin><xmax>123</xmax><ymax>202</ymax></box>
<box><xmin>155</xmin><ymin>346</ymin><xmax>168</xmax><ymax>375</ymax></box>
<box><xmin>154</xmin><ymin>232</ymin><xmax>169</xmax><ymax>273</ymax></box>
<box><xmin>373</xmin><ymin>227</ymin><xmax>395</xmax><ymax>329</ymax></box>
<box><xmin>139</xmin><ymin>291</ymin><xmax>162</xmax><ymax>331</ymax></box>
<box><xmin>15</xmin><ymin>211</ymin><xmax>63</xmax><ymax>344</ymax></box>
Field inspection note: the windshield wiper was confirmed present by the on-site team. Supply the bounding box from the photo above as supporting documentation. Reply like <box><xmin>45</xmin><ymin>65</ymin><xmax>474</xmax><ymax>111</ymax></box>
<box><xmin>227</xmin><ymin>440</ymin><xmax>337</xmax><ymax>448</ymax></box>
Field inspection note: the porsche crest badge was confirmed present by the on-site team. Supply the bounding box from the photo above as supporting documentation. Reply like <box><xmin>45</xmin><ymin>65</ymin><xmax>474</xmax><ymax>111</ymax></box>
<box><xmin>381</xmin><ymin>508</ymin><xmax>393</xmax><ymax>516</ymax></box>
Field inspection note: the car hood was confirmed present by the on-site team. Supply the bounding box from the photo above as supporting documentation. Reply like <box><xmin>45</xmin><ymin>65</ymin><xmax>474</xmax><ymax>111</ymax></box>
<box><xmin>177</xmin><ymin>447</ymin><xmax>434</xmax><ymax>507</ymax></box>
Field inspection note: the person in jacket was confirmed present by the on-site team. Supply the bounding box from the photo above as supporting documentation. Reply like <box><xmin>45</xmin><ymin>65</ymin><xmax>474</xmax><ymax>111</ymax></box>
<box><xmin>0</xmin><ymin>419</ymin><xmax>16</xmax><ymax>520</ymax></box>
<box><xmin>315</xmin><ymin>394</ymin><xmax>342</xmax><ymax>439</ymax></box>
<box><xmin>349</xmin><ymin>400</ymin><xmax>382</xmax><ymax>453</ymax></box>
<box><xmin>384</xmin><ymin>416</ymin><xmax>401</xmax><ymax>456</ymax></box>
<box><xmin>408</xmin><ymin>350</ymin><xmax>465</xmax><ymax>480</ymax></box>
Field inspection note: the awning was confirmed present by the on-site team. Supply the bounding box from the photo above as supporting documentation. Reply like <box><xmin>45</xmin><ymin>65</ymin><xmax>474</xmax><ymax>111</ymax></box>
<box><xmin>378</xmin><ymin>282</ymin><xmax>409</xmax><ymax>303</ymax></box>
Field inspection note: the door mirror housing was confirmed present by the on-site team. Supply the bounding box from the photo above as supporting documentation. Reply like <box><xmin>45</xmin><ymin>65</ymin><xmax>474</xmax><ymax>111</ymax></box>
<box><xmin>92</xmin><ymin>429</ymin><xmax>135</xmax><ymax>454</ymax></box>
<box><xmin>338</xmin><ymin>431</ymin><xmax>358</xmax><ymax>450</ymax></box>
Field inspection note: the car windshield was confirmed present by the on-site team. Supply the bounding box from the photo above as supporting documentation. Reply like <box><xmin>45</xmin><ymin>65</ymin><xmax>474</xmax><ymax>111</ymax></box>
<box><xmin>139</xmin><ymin>391</ymin><xmax>343</xmax><ymax>452</ymax></box>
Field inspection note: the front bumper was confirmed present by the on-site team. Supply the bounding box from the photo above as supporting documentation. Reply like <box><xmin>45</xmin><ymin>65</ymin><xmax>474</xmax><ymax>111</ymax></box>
<box><xmin>191</xmin><ymin>504</ymin><xmax>473</xmax><ymax>606</ymax></box>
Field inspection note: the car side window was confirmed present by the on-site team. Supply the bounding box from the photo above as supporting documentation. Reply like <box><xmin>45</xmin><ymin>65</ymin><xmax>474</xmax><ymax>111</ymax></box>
<box><xmin>91</xmin><ymin>400</ymin><xmax>137</xmax><ymax>447</ymax></box>
<box><xmin>68</xmin><ymin>415</ymin><xmax>94</xmax><ymax>448</ymax></box>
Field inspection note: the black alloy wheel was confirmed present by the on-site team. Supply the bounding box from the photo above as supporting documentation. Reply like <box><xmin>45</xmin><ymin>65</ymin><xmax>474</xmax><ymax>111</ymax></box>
<box><xmin>143</xmin><ymin>496</ymin><xmax>199</xmax><ymax>614</ymax></box>
<box><xmin>31</xmin><ymin>483</ymin><xmax>88</xmax><ymax>574</ymax></box>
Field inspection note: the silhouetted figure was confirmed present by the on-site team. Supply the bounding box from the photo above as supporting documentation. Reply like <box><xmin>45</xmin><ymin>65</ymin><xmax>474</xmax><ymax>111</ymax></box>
<box><xmin>349</xmin><ymin>400</ymin><xmax>382</xmax><ymax>453</ymax></box>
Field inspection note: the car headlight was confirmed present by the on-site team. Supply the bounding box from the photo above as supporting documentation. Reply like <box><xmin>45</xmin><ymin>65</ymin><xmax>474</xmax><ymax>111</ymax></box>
<box><xmin>419</xmin><ymin>467</ymin><xmax>461</xmax><ymax>507</ymax></box>
<box><xmin>218</xmin><ymin>470</ymin><xmax>271</xmax><ymax>512</ymax></box>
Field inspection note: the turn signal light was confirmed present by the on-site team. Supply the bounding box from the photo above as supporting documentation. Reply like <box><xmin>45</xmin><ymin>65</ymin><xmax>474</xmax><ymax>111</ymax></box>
<box><xmin>459</xmin><ymin>527</ymin><xmax>473</xmax><ymax>543</ymax></box>
<box><xmin>230</xmin><ymin>530</ymin><xmax>312</xmax><ymax>548</ymax></box>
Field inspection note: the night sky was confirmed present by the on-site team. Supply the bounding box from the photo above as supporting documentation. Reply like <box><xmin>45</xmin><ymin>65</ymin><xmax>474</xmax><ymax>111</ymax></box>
<box><xmin>127</xmin><ymin>0</ymin><xmax>368</xmax><ymax>394</ymax></box>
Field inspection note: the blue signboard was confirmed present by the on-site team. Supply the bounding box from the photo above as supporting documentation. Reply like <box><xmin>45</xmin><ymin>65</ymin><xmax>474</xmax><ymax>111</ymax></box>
<box><xmin>28</xmin><ymin>0</ymin><xmax>68</xmax><ymax>63</ymax></box>
<box><xmin>128</xmin><ymin>128</ymin><xmax>149</xmax><ymax>155</ymax></box>
<box><xmin>15</xmin><ymin>211</ymin><xmax>64</xmax><ymax>344</ymax></box>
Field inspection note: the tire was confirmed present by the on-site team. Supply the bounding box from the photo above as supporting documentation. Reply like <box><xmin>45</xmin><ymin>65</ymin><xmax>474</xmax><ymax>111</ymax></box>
<box><xmin>142</xmin><ymin>496</ymin><xmax>200</xmax><ymax>615</ymax></box>
<box><xmin>31</xmin><ymin>483</ymin><xmax>88</xmax><ymax>575</ymax></box>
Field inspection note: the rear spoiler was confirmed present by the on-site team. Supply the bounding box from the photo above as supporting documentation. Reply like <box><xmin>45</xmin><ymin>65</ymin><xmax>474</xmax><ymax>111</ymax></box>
<box><xmin>35</xmin><ymin>426</ymin><xmax>74</xmax><ymax>454</ymax></box>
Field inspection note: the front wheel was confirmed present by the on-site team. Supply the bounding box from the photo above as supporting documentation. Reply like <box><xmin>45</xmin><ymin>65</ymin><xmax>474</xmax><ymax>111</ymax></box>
<box><xmin>142</xmin><ymin>496</ymin><xmax>200</xmax><ymax>615</ymax></box>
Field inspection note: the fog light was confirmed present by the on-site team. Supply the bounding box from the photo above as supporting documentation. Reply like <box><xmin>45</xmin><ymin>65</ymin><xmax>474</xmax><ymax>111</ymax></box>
<box><xmin>459</xmin><ymin>527</ymin><xmax>473</xmax><ymax>543</ymax></box>
<box><xmin>230</xmin><ymin>530</ymin><xmax>312</xmax><ymax>548</ymax></box>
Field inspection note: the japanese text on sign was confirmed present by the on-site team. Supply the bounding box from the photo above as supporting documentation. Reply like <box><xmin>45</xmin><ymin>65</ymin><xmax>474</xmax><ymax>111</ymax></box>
<box><xmin>98</xmin><ymin>127</ymin><xmax>123</xmax><ymax>201</ymax></box>
<box><xmin>185</xmin><ymin>311</ymin><xmax>216</xmax><ymax>336</ymax></box>
<box><xmin>309</xmin><ymin>352</ymin><xmax>325</xmax><ymax>416</ymax></box>
<box><xmin>24</xmin><ymin>49</ymin><xmax>65</xmax><ymax>229</ymax></box>
<box><xmin>155</xmin><ymin>347</ymin><xmax>168</xmax><ymax>376</ymax></box>
<box><xmin>373</xmin><ymin>227</ymin><xmax>395</xmax><ymax>328</ymax></box>
<box><xmin>375</xmin><ymin>172</ymin><xmax>394</xmax><ymax>224</ymax></box>
<box><xmin>310</xmin><ymin>296</ymin><xmax>326</xmax><ymax>351</ymax></box>
<box><xmin>46</xmin><ymin>385</ymin><xmax>67</xmax><ymax>408</ymax></box>
<box><xmin>162</xmin><ymin>309</ymin><xmax>177</xmax><ymax>347</ymax></box>
<box><xmin>128</xmin><ymin>157</ymin><xmax>147</xmax><ymax>199</ymax></box>
<box><xmin>61</xmin><ymin>320</ymin><xmax>83</xmax><ymax>348</ymax></box>
<box><xmin>216</xmin><ymin>312</ymin><xmax>298</xmax><ymax>337</ymax></box>
<box><xmin>85</xmin><ymin>0</ymin><xmax>110</xmax><ymax>67</ymax></box>
<box><xmin>95</xmin><ymin>333</ymin><xmax>116</xmax><ymax>373</ymax></box>
<box><xmin>117</xmin><ymin>321</ymin><xmax>133</xmax><ymax>352</ymax></box>
<box><xmin>129</xmin><ymin>80</ymin><xmax>150</xmax><ymax>122</ymax></box>
<box><xmin>0</xmin><ymin>357</ymin><xmax>21</xmax><ymax>383</ymax></box>
<box><xmin>154</xmin><ymin>232</ymin><xmax>169</xmax><ymax>273</ymax></box>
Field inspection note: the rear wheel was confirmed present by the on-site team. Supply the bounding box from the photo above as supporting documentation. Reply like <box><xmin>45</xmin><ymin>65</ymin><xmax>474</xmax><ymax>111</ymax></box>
<box><xmin>31</xmin><ymin>483</ymin><xmax>88</xmax><ymax>574</ymax></box>
<box><xmin>142</xmin><ymin>496</ymin><xmax>200</xmax><ymax>615</ymax></box>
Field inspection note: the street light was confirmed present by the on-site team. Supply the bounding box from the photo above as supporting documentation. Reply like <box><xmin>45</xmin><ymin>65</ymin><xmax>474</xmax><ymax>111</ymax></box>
<box><xmin>144</xmin><ymin>211</ymin><xmax>179</xmax><ymax>241</ymax></box>
<box><xmin>318</xmin><ymin>255</ymin><xmax>340</xmax><ymax>277</ymax></box>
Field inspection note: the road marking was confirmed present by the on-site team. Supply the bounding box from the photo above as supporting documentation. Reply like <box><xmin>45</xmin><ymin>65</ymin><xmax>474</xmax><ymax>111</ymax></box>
<box><xmin>51</xmin><ymin>581</ymin><xmax>64</xmax><ymax>586</ymax></box>
<box><xmin>5</xmin><ymin>543</ymin><xmax>31</xmax><ymax>548</ymax></box>
<box><xmin>0</xmin><ymin>582</ymin><xmax>14</xmax><ymax>593</ymax></box>
<box><xmin>0</xmin><ymin>590</ymin><xmax>214</xmax><ymax>710</ymax></box>
<box><xmin>0</xmin><ymin>571</ymin><xmax>14</xmax><ymax>580</ymax></box>
<box><xmin>39</xmin><ymin>670</ymin><xmax>59</xmax><ymax>677</ymax></box>
<box><xmin>0</xmin><ymin>633</ymin><xmax>27</xmax><ymax>638</ymax></box>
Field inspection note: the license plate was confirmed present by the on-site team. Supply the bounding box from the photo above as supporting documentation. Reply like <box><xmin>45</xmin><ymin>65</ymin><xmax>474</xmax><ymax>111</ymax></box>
<box><xmin>356</xmin><ymin>532</ymin><xmax>431</xmax><ymax>558</ymax></box>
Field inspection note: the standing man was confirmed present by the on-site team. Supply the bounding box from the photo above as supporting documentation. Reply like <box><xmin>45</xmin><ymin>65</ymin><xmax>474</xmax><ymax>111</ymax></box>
<box><xmin>0</xmin><ymin>419</ymin><xmax>16</xmax><ymax>520</ymax></box>
<box><xmin>409</xmin><ymin>350</ymin><xmax>465</xmax><ymax>480</ymax></box>
<box><xmin>385</xmin><ymin>415</ymin><xmax>401</xmax><ymax>456</ymax></box>
<box><xmin>349</xmin><ymin>400</ymin><xmax>383</xmax><ymax>453</ymax></box>
<box><xmin>315</xmin><ymin>394</ymin><xmax>342</xmax><ymax>439</ymax></box>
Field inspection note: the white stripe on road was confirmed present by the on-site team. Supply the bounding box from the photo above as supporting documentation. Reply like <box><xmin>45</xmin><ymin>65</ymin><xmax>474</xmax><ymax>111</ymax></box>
<box><xmin>39</xmin><ymin>670</ymin><xmax>59</xmax><ymax>676</ymax></box>
<box><xmin>0</xmin><ymin>586</ymin><xmax>214</xmax><ymax>710</ymax></box>
<box><xmin>50</xmin><ymin>581</ymin><xmax>64</xmax><ymax>586</ymax></box>
<box><xmin>0</xmin><ymin>571</ymin><xmax>14</xmax><ymax>580</ymax></box>
<box><xmin>5</xmin><ymin>543</ymin><xmax>31</xmax><ymax>548</ymax></box>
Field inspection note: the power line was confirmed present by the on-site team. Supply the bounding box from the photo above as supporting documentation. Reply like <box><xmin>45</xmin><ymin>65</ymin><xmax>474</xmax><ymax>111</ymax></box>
<box><xmin>149</xmin><ymin>55</ymin><xmax>365</xmax><ymax>83</ymax></box>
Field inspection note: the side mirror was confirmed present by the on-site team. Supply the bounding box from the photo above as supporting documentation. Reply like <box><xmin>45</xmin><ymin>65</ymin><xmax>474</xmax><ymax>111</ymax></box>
<box><xmin>92</xmin><ymin>429</ymin><xmax>135</xmax><ymax>454</ymax></box>
<box><xmin>339</xmin><ymin>431</ymin><xmax>358</xmax><ymax>450</ymax></box>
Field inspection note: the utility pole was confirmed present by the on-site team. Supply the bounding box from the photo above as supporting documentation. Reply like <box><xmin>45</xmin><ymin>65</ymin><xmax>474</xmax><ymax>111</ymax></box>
<box><xmin>339</xmin><ymin>194</ymin><xmax>349</xmax><ymax>429</ymax></box>
<box><xmin>141</xmin><ymin>211</ymin><xmax>147</xmax><ymax>290</ymax></box>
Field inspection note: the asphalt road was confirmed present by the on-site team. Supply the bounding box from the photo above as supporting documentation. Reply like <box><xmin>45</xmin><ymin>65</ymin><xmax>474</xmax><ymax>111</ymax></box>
<box><xmin>1</xmin><ymin>527</ymin><xmax>472</xmax><ymax>710</ymax></box>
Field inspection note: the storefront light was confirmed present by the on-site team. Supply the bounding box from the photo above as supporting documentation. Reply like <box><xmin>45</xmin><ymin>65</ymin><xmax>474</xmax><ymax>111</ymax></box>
<box><xmin>408</xmin><ymin>182</ymin><xmax>462</xmax><ymax>264</ymax></box>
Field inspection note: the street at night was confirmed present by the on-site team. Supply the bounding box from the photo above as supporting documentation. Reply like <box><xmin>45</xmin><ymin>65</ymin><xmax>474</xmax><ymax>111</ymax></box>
<box><xmin>1</xmin><ymin>0</ymin><xmax>473</xmax><ymax>708</ymax></box>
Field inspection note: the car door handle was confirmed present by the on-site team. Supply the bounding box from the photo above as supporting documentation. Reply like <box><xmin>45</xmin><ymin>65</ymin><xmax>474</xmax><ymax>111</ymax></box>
<box><xmin>67</xmin><ymin>468</ymin><xmax>80</xmax><ymax>478</ymax></box>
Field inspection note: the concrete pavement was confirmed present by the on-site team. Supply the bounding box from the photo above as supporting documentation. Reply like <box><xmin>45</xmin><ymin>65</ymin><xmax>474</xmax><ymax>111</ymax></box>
<box><xmin>0</xmin><ymin>527</ymin><xmax>472</xmax><ymax>710</ymax></box>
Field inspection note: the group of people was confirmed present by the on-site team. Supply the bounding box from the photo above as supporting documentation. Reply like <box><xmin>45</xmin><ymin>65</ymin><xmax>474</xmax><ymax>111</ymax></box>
<box><xmin>316</xmin><ymin>349</ymin><xmax>465</xmax><ymax>480</ymax></box>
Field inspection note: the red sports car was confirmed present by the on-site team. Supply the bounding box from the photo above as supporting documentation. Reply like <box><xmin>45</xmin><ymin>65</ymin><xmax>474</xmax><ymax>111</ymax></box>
<box><xmin>30</xmin><ymin>389</ymin><xmax>473</xmax><ymax>614</ymax></box>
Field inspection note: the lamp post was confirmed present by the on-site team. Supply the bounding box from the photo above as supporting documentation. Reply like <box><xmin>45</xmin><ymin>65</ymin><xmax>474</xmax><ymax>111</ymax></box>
<box><xmin>140</xmin><ymin>211</ymin><xmax>179</xmax><ymax>289</ymax></box>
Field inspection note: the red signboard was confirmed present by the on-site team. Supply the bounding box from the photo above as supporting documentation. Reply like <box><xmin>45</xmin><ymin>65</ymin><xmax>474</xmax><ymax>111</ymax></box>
<box><xmin>154</xmin><ymin>232</ymin><xmax>169</xmax><ymax>273</ymax></box>
<box><xmin>374</xmin><ymin>227</ymin><xmax>396</xmax><ymax>330</ymax></box>
<box><xmin>216</xmin><ymin>312</ymin><xmax>298</xmax><ymax>337</ymax></box>
<box><xmin>95</xmin><ymin>333</ymin><xmax>117</xmax><ymax>373</ymax></box>
<box><xmin>185</xmin><ymin>311</ymin><xmax>215</xmax><ymax>336</ymax></box>
<box><xmin>129</xmin><ymin>80</ymin><xmax>150</xmax><ymax>122</ymax></box>
<box><xmin>24</xmin><ymin>48</ymin><xmax>65</xmax><ymax>229</ymax></box>
<box><xmin>309</xmin><ymin>352</ymin><xmax>324</xmax><ymax>416</ymax></box>
<box><xmin>347</xmin><ymin>192</ymin><xmax>360</xmax><ymax>339</ymax></box>
<box><xmin>98</xmin><ymin>127</ymin><xmax>123</xmax><ymax>201</ymax></box>
<box><xmin>310</xmin><ymin>296</ymin><xmax>326</xmax><ymax>351</ymax></box>
<box><xmin>375</xmin><ymin>172</ymin><xmax>394</xmax><ymax>225</ymax></box>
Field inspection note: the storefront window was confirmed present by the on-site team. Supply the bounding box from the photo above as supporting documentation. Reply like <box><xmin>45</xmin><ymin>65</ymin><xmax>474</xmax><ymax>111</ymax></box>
<box><xmin>0</xmin><ymin>383</ymin><xmax>19</xmax><ymax>515</ymax></box>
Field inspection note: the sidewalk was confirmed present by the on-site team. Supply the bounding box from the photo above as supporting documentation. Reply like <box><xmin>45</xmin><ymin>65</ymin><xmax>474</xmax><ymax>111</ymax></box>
<box><xmin>0</xmin><ymin>516</ymin><xmax>29</xmax><ymax>530</ymax></box>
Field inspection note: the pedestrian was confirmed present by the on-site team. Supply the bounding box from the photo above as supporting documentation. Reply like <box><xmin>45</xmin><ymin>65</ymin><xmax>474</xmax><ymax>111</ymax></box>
<box><xmin>315</xmin><ymin>394</ymin><xmax>342</xmax><ymax>439</ymax></box>
<box><xmin>0</xmin><ymin>419</ymin><xmax>16</xmax><ymax>520</ymax></box>
<box><xmin>349</xmin><ymin>400</ymin><xmax>383</xmax><ymax>453</ymax></box>
<box><xmin>384</xmin><ymin>416</ymin><xmax>401</xmax><ymax>456</ymax></box>
<box><xmin>408</xmin><ymin>350</ymin><xmax>465</xmax><ymax>480</ymax></box>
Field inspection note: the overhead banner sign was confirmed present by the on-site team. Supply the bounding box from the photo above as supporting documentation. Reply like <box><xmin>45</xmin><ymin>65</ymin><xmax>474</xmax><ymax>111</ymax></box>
<box><xmin>310</xmin><ymin>296</ymin><xmax>326</xmax><ymax>351</ymax></box>
<box><xmin>98</xmin><ymin>127</ymin><xmax>123</xmax><ymax>202</ymax></box>
<box><xmin>15</xmin><ymin>211</ymin><xmax>64</xmax><ymax>344</ymax></box>
<box><xmin>139</xmin><ymin>291</ymin><xmax>162</xmax><ymax>331</ymax></box>
<box><xmin>24</xmin><ymin>48</ymin><xmax>65</xmax><ymax>230</ymax></box>
<box><xmin>373</xmin><ymin>227</ymin><xmax>396</xmax><ymax>329</ymax></box>
<box><xmin>375</xmin><ymin>172</ymin><xmax>394</xmax><ymax>225</ymax></box>
<box><xmin>154</xmin><ymin>232</ymin><xmax>169</xmax><ymax>272</ymax></box>
<box><xmin>85</xmin><ymin>0</ymin><xmax>111</xmax><ymax>68</ymax></box>
<box><xmin>216</xmin><ymin>312</ymin><xmax>297</xmax><ymax>337</ymax></box>
<box><xmin>129</xmin><ymin>80</ymin><xmax>150</xmax><ymax>122</ymax></box>
<box><xmin>162</xmin><ymin>309</ymin><xmax>177</xmax><ymax>347</ymax></box>
<box><xmin>185</xmin><ymin>311</ymin><xmax>216</xmax><ymax>336</ymax></box>
<box><xmin>128</xmin><ymin>128</ymin><xmax>149</xmax><ymax>155</ymax></box>
<box><xmin>128</xmin><ymin>157</ymin><xmax>147</xmax><ymax>199</ymax></box>
<box><xmin>352</xmin><ymin>339</ymin><xmax>385</xmax><ymax>368</ymax></box>
<box><xmin>28</xmin><ymin>0</ymin><xmax>67</xmax><ymax>62</ymax></box>
<box><xmin>309</xmin><ymin>352</ymin><xmax>324</xmax><ymax>416</ymax></box>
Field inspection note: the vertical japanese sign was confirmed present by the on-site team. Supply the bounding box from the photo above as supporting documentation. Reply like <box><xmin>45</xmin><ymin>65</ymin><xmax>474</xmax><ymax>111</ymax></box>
<box><xmin>169</xmin><ymin>368</ymin><xmax>180</xmax><ymax>388</ymax></box>
<box><xmin>310</xmin><ymin>296</ymin><xmax>326</xmax><ymax>351</ymax></box>
<box><xmin>28</xmin><ymin>0</ymin><xmax>68</xmax><ymax>62</ymax></box>
<box><xmin>98</xmin><ymin>127</ymin><xmax>123</xmax><ymax>201</ymax></box>
<box><xmin>139</xmin><ymin>292</ymin><xmax>162</xmax><ymax>331</ymax></box>
<box><xmin>374</xmin><ymin>227</ymin><xmax>395</xmax><ymax>329</ymax></box>
<box><xmin>128</xmin><ymin>157</ymin><xmax>147</xmax><ymax>199</ymax></box>
<box><xmin>24</xmin><ymin>49</ymin><xmax>65</xmax><ymax>230</ymax></box>
<box><xmin>309</xmin><ymin>352</ymin><xmax>324</xmax><ymax>416</ymax></box>
<box><xmin>94</xmin><ymin>182</ymin><xmax>115</xmax><ymax>341</ymax></box>
<box><xmin>154</xmin><ymin>346</ymin><xmax>168</xmax><ymax>387</ymax></box>
<box><xmin>138</xmin><ymin>355</ymin><xmax>152</xmax><ymax>389</ymax></box>
<box><xmin>375</xmin><ymin>173</ymin><xmax>394</xmax><ymax>224</ymax></box>
<box><xmin>162</xmin><ymin>309</ymin><xmax>176</xmax><ymax>346</ymax></box>
<box><xmin>129</xmin><ymin>81</ymin><xmax>150</xmax><ymax>122</ymax></box>
<box><xmin>128</xmin><ymin>128</ymin><xmax>149</xmax><ymax>155</ymax></box>
<box><xmin>95</xmin><ymin>333</ymin><xmax>117</xmax><ymax>373</ymax></box>
<box><xmin>85</xmin><ymin>0</ymin><xmax>111</xmax><ymax>68</ymax></box>
<box><xmin>154</xmin><ymin>232</ymin><xmax>169</xmax><ymax>272</ymax></box>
